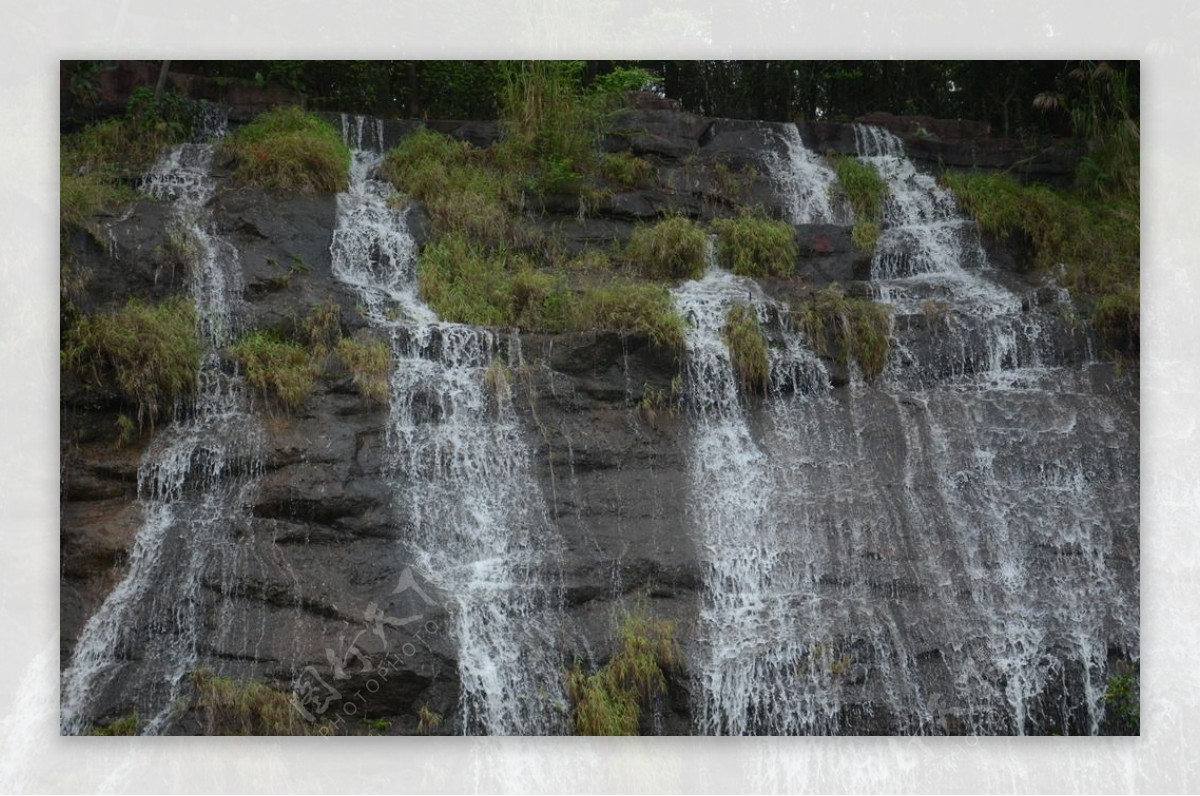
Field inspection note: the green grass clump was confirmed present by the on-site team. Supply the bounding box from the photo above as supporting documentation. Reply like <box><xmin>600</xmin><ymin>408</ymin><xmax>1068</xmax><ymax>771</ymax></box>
<box><xmin>598</xmin><ymin>152</ymin><xmax>655</xmax><ymax>188</ymax></box>
<box><xmin>941</xmin><ymin>171</ymin><xmax>1139</xmax><ymax>356</ymax></box>
<box><xmin>626</xmin><ymin>216</ymin><xmax>708</xmax><ymax>281</ymax></box>
<box><xmin>334</xmin><ymin>336</ymin><xmax>392</xmax><ymax>404</ymax></box>
<box><xmin>711</xmin><ymin>212</ymin><xmax>797</xmax><ymax>277</ymax></box>
<box><xmin>223</xmin><ymin>106</ymin><xmax>350</xmax><ymax>194</ymax></box>
<box><xmin>383</xmin><ymin>128</ymin><xmax>519</xmax><ymax>243</ymax></box>
<box><xmin>794</xmin><ymin>285</ymin><xmax>892</xmax><ymax>381</ymax></box>
<box><xmin>62</xmin><ymin>295</ymin><xmax>201</xmax><ymax>427</ymax></box>
<box><xmin>850</xmin><ymin>220</ymin><xmax>880</xmax><ymax>251</ymax></box>
<box><xmin>190</xmin><ymin>669</ymin><xmax>329</xmax><ymax>736</ymax></box>
<box><xmin>566</xmin><ymin>609</ymin><xmax>679</xmax><ymax>736</ymax></box>
<box><xmin>60</xmin><ymin>117</ymin><xmax>166</xmax><ymax>231</ymax></box>
<box><xmin>231</xmin><ymin>330</ymin><xmax>316</xmax><ymax>411</ymax></box>
<box><xmin>574</xmin><ymin>280</ymin><xmax>687</xmax><ymax>350</ymax></box>
<box><xmin>86</xmin><ymin>713</ymin><xmax>138</xmax><ymax>736</ymax></box>
<box><xmin>417</xmin><ymin>234</ymin><xmax>522</xmax><ymax>327</ymax></box>
<box><xmin>832</xmin><ymin>155</ymin><xmax>888</xmax><ymax>226</ymax></box>
<box><xmin>724</xmin><ymin>304</ymin><xmax>770</xmax><ymax>394</ymax></box>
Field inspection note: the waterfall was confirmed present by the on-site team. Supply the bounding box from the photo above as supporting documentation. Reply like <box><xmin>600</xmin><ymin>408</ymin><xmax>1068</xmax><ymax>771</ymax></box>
<box><xmin>330</xmin><ymin>116</ymin><xmax>566</xmax><ymax>735</ymax></box>
<box><xmin>61</xmin><ymin>111</ymin><xmax>268</xmax><ymax>735</ymax></box>
<box><xmin>768</xmin><ymin>125</ymin><xmax>851</xmax><ymax>225</ymax></box>
<box><xmin>679</xmin><ymin>126</ymin><xmax>1138</xmax><ymax>735</ymax></box>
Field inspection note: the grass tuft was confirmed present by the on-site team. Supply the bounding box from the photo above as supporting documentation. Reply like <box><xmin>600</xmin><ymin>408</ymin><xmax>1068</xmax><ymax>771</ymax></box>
<box><xmin>566</xmin><ymin>609</ymin><xmax>678</xmax><ymax>736</ymax></box>
<box><xmin>598</xmin><ymin>152</ymin><xmax>655</xmax><ymax>188</ymax></box>
<box><xmin>711</xmin><ymin>211</ymin><xmax>797</xmax><ymax>277</ymax></box>
<box><xmin>231</xmin><ymin>330</ymin><xmax>316</xmax><ymax>412</ymax></box>
<box><xmin>62</xmin><ymin>295</ymin><xmax>201</xmax><ymax>427</ymax></box>
<box><xmin>85</xmin><ymin>713</ymin><xmax>138</xmax><ymax>736</ymax></box>
<box><xmin>794</xmin><ymin>285</ymin><xmax>892</xmax><ymax>381</ymax></box>
<box><xmin>574</xmin><ymin>280</ymin><xmax>687</xmax><ymax>351</ymax></box>
<box><xmin>831</xmin><ymin>155</ymin><xmax>888</xmax><ymax>226</ymax></box>
<box><xmin>222</xmin><ymin>106</ymin><xmax>350</xmax><ymax>194</ymax></box>
<box><xmin>383</xmin><ymin>128</ymin><xmax>519</xmax><ymax>243</ymax></box>
<box><xmin>627</xmin><ymin>216</ymin><xmax>708</xmax><ymax>281</ymax></box>
<box><xmin>333</xmin><ymin>336</ymin><xmax>392</xmax><ymax>404</ymax></box>
<box><xmin>724</xmin><ymin>304</ymin><xmax>770</xmax><ymax>394</ymax></box>
<box><xmin>190</xmin><ymin>669</ymin><xmax>329</xmax><ymax>735</ymax></box>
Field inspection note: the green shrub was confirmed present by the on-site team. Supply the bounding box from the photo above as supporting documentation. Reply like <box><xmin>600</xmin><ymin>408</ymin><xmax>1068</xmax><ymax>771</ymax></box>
<box><xmin>566</xmin><ymin>609</ymin><xmax>678</xmax><ymax>736</ymax></box>
<box><xmin>333</xmin><ymin>336</ymin><xmax>392</xmax><ymax>404</ymax></box>
<box><xmin>511</xmin><ymin>268</ymin><xmax>575</xmax><ymax>332</ymax></box>
<box><xmin>62</xmin><ymin>295</ymin><xmax>201</xmax><ymax>427</ymax></box>
<box><xmin>711</xmin><ymin>212</ymin><xmax>797</xmax><ymax>277</ymax></box>
<box><xmin>941</xmin><ymin>171</ymin><xmax>1139</xmax><ymax>357</ymax></box>
<box><xmin>794</xmin><ymin>285</ymin><xmax>892</xmax><ymax>382</ymax></box>
<box><xmin>190</xmin><ymin>669</ymin><xmax>328</xmax><ymax>735</ymax></box>
<box><xmin>231</xmin><ymin>330</ymin><xmax>316</xmax><ymax>411</ymax></box>
<box><xmin>724</xmin><ymin>304</ymin><xmax>770</xmax><ymax>394</ymax></box>
<box><xmin>574</xmin><ymin>280</ymin><xmax>687</xmax><ymax>350</ymax></box>
<box><xmin>627</xmin><ymin>216</ymin><xmax>708</xmax><ymax>281</ymax></box>
<box><xmin>832</xmin><ymin>155</ymin><xmax>887</xmax><ymax>223</ymax></box>
<box><xmin>222</xmin><ymin>106</ymin><xmax>350</xmax><ymax>194</ymax></box>
<box><xmin>60</xmin><ymin>118</ymin><xmax>154</xmax><ymax>230</ymax></box>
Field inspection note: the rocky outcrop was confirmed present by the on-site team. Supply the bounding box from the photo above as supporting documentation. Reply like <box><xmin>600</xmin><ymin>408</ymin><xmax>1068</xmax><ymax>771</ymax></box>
<box><xmin>60</xmin><ymin>107</ymin><xmax>1131</xmax><ymax>735</ymax></box>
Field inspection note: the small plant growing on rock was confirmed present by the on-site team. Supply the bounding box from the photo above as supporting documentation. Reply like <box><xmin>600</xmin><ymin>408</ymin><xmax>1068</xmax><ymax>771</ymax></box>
<box><xmin>334</xmin><ymin>336</ymin><xmax>392</xmax><ymax>405</ymax></box>
<box><xmin>231</xmin><ymin>330</ymin><xmax>316</xmax><ymax>412</ymax></box>
<box><xmin>598</xmin><ymin>152</ymin><xmax>655</xmax><ymax>188</ymax></box>
<box><xmin>794</xmin><ymin>285</ymin><xmax>892</xmax><ymax>382</ymax></box>
<box><xmin>831</xmin><ymin>155</ymin><xmax>887</xmax><ymax>222</ymax></box>
<box><xmin>565</xmin><ymin>608</ymin><xmax>679</xmax><ymax>736</ymax></box>
<box><xmin>86</xmin><ymin>713</ymin><xmax>138</xmax><ymax>736</ymax></box>
<box><xmin>417</xmin><ymin>705</ymin><xmax>443</xmax><ymax>735</ymax></box>
<box><xmin>222</xmin><ymin>106</ymin><xmax>351</xmax><ymax>194</ymax></box>
<box><xmin>189</xmin><ymin>669</ymin><xmax>328</xmax><ymax>735</ymax></box>
<box><xmin>711</xmin><ymin>211</ymin><xmax>797</xmax><ymax>278</ymax></box>
<box><xmin>573</xmin><ymin>280</ymin><xmax>687</xmax><ymax>351</ymax></box>
<box><xmin>723</xmin><ymin>303</ymin><xmax>770</xmax><ymax>395</ymax></box>
<box><xmin>62</xmin><ymin>295</ymin><xmax>201</xmax><ymax>428</ymax></box>
<box><xmin>626</xmin><ymin>216</ymin><xmax>708</xmax><ymax>281</ymax></box>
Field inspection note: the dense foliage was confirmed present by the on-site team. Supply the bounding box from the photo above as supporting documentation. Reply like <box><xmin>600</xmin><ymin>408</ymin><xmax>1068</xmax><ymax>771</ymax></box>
<box><xmin>76</xmin><ymin>60</ymin><xmax>1134</xmax><ymax>141</ymax></box>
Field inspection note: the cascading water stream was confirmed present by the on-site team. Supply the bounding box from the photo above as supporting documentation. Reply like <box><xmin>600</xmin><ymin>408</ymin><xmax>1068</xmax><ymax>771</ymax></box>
<box><xmin>852</xmin><ymin>123</ymin><xmax>1067</xmax><ymax>388</ymax></box>
<box><xmin>330</xmin><ymin>116</ymin><xmax>565</xmax><ymax>735</ymax></box>
<box><xmin>678</xmin><ymin>247</ymin><xmax>869</xmax><ymax>735</ymax></box>
<box><xmin>61</xmin><ymin>111</ymin><xmax>267</xmax><ymax>735</ymax></box>
<box><xmin>768</xmin><ymin>125</ymin><xmax>852</xmax><ymax>225</ymax></box>
<box><xmin>691</xmin><ymin>123</ymin><xmax>1138</xmax><ymax>735</ymax></box>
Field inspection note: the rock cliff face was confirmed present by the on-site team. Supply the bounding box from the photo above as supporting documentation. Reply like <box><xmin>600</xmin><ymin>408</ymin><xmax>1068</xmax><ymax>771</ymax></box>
<box><xmin>60</xmin><ymin>109</ymin><xmax>1137</xmax><ymax>735</ymax></box>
